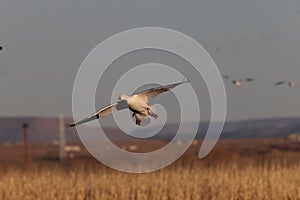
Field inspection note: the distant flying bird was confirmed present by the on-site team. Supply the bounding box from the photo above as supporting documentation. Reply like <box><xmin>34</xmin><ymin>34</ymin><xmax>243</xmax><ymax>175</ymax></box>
<box><xmin>274</xmin><ymin>81</ymin><xmax>297</xmax><ymax>87</ymax></box>
<box><xmin>67</xmin><ymin>79</ymin><xmax>190</xmax><ymax>127</ymax></box>
<box><xmin>222</xmin><ymin>75</ymin><xmax>255</xmax><ymax>87</ymax></box>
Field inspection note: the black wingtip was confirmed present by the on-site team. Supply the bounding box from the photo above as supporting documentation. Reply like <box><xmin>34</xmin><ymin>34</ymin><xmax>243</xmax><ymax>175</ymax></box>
<box><xmin>65</xmin><ymin>123</ymin><xmax>76</xmax><ymax>128</ymax></box>
<box><xmin>245</xmin><ymin>78</ymin><xmax>255</xmax><ymax>82</ymax></box>
<box><xmin>274</xmin><ymin>81</ymin><xmax>286</xmax><ymax>86</ymax></box>
<box><xmin>222</xmin><ymin>74</ymin><xmax>230</xmax><ymax>79</ymax></box>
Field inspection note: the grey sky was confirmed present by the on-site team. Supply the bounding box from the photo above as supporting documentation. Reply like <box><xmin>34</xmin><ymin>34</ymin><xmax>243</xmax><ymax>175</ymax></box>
<box><xmin>0</xmin><ymin>0</ymin><xmax>300</xmax><ymax>123</ymax></box>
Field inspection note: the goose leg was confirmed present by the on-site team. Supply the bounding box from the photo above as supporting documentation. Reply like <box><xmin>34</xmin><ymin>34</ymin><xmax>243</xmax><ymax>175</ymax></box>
<box><xmin>147</xmin><ymin>107</ymin><xmax>158</xmax><ymax>119</ymax></box>
<box><xmin>134</xmin><ymin>113</ymin><xmax>142</xmax><ymax>126</ymax></box>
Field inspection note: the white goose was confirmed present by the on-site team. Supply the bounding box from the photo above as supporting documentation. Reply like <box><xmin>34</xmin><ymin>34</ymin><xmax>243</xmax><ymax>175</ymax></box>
<box><xmin>274</xmin><ymin>81</ymin><xmax>297</xmax><ymax>87</ymax></box>
<box><xmin>67</xmin><ymin>79</ymin><xmax>190</xmax><ymax>127</ymax></box>
<box><xmin>222</xmin><ymin>75</ymin><xmax>255</xmax><ymax>87</ymax></box>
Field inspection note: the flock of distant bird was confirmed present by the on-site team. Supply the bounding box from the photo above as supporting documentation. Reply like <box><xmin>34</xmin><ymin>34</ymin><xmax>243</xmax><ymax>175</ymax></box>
<box><xmin>0</xmin><ymin>45</ymin><xmax>297</xmax><ymax>88</ymax></box>
<box><xmin>222</xmin><ymin>74</ymin><xmax>298</xmax><ymax>88</ymax></box>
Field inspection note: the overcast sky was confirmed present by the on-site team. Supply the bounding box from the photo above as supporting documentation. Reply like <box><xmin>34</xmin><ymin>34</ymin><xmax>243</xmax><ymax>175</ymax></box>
<box><xmin>0</xmin><ymin>0</ymin><xmax>300</xmax><ymax>123</ymax></box>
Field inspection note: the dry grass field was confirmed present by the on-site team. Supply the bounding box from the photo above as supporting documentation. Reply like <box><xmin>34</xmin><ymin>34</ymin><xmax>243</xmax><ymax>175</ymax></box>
<box><xmin>0</xmin><ymin>139</ymin><xmax>300</xmax><ymax>200</ymax></box>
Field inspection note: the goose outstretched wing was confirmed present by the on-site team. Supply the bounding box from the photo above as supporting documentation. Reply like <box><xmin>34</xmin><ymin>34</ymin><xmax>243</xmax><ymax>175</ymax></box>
<box><xmin>135</xmin><ymin>79</ymin><xmax>190</xmax><ymax>102</ymax></box>
<box><xmin>66</xmin><ymin>100</ymin><xmax>128</xmax><ymax>127</ymax></box>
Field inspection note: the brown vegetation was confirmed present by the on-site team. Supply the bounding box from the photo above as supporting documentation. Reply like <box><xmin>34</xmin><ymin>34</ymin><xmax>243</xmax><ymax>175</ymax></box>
<box><xmin>0</xmin><ymin>139</ymin><xmax>300</xmax><ymax>200</ymax></box>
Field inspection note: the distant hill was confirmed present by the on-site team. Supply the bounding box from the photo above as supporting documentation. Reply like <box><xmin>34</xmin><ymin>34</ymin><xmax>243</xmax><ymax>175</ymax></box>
<box><xmin>1</xmin><ymin>117</ymin><xmax>300</xmax><ymax>144</ymax></box>
<box><xmin>218</xmin><ymin>118</ymin><xmax>300</xmax><ymax>139</ymax></box>
<box><xmin>139</xmin><ymin>118</ymin><xmax>300</xmax><ymax>140</ymax></box>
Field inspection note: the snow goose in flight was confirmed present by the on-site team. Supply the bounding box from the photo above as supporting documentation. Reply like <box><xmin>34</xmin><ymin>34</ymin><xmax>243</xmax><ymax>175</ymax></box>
<box><xmin>222</xmin><ymin>75</ymin><xmax>255</xmax><ymax>87</ymax></box>
<box><xmin>274</xmin><ymin>81</ymin><xmax>297</xmax><ymax>88</ymax></box>
<box><xmin>67</xmin><ymin>79</ymin><xmax>190</xmax><ymax>127</ymax></box>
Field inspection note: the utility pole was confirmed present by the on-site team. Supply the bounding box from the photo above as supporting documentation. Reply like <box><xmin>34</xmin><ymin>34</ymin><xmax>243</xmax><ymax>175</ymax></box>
<box><xmin>58</xmin><ymin>114</ymin><xmax>66</xmax><ymax>161</ymax></box>
<box><xmin>22</xmin><ymin>123</ymin><xmax>29</xmax><ymax>167</ymax></box>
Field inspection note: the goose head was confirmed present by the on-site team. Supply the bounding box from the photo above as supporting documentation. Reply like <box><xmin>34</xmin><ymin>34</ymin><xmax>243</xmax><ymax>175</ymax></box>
<box><xmin>118</xmin><ymin>93</ymin><xmax>129</xmax><ymax>100</ymax></box>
